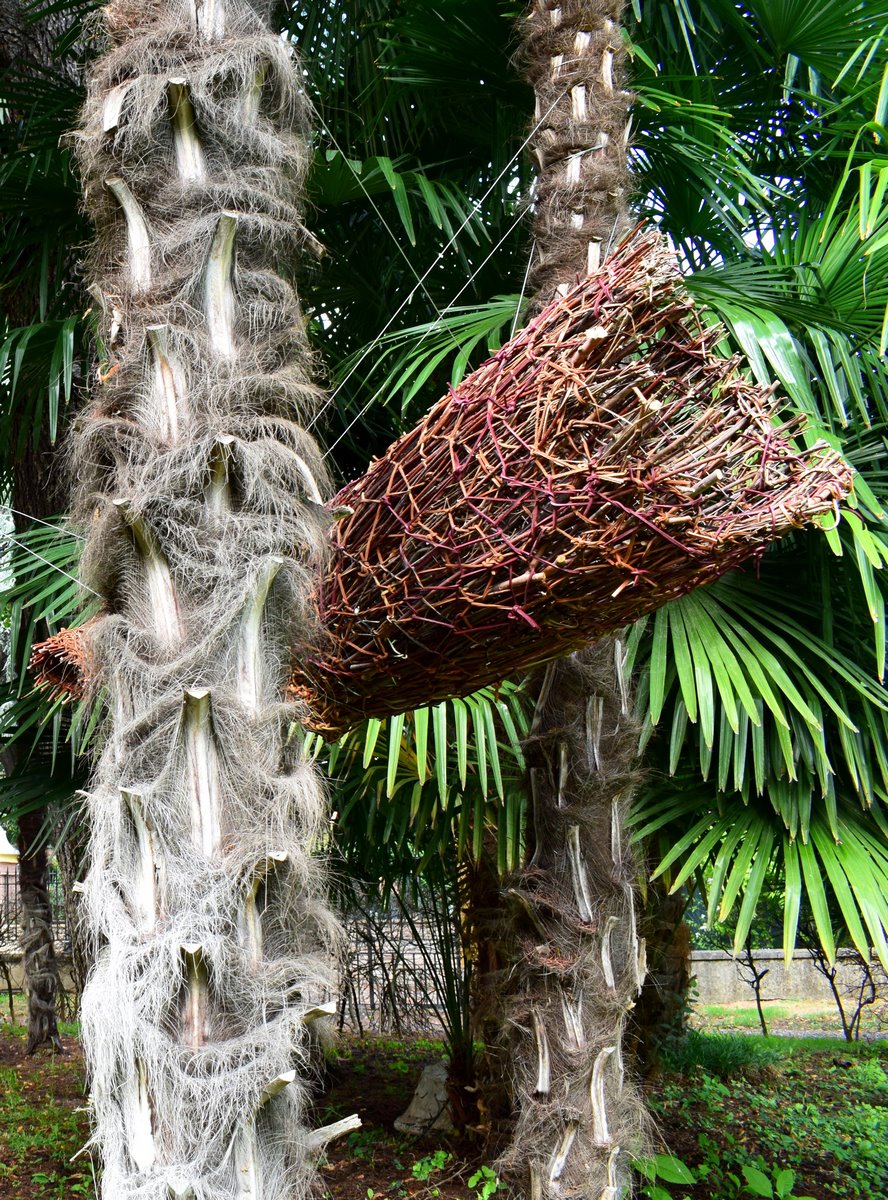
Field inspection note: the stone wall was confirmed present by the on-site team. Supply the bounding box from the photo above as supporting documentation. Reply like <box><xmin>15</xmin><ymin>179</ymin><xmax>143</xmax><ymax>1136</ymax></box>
<box><xmin>691</xmin><ymin>948</ymin><xmax>885</xmax><ymax>1007</ymax></box>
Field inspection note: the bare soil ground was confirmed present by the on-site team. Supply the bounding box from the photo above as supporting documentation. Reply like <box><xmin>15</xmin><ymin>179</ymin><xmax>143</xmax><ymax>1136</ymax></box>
<box><xmin>0</xmin><ymin>1025</ymin><xmax>93</xmax><ymax>1200</ymax></box>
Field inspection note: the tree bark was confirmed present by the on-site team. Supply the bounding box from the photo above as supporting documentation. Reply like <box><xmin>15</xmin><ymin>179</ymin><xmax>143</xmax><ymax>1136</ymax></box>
<box><xmin>4</xmin><ymin>345</ymin><xmax>70</xmax><ymax>1054</ymax></box>
<box><xmin>71</xmin><ymin>3</ymin><xmax>351</xmax><ymax>1194</ymax></box>
<box><xmin>522</xmin><ymin>0</ymin><xmax>634</xmax><ymax>310</ymax></box>
<box><xmin>482</xmin><ymin>649</ymin><xmax>648</xmax><ymax>1197</ymax></box>
<box><xmin>475</xmin><ymin>5</ymin><xmax>648</xmax><ymax>1195</ymax></box>
<box><xmin>627</xmin><ymin>882</ymin><xmax>693</xmax><ymax>1074</ymax></box>
<box><xmin>54</xmin><ymin>816</ymin><xmax>90</xmax><ymax>1002</ymax></box>
<box><xmin>17</xmin><ymin>808</ymin><xmax>64</xmax><ymax>1053</ymax></box>
<box><xmin>4</xmin><ymin>437</ymin><xmax>69</xmax><ymax>1057</ymax></box>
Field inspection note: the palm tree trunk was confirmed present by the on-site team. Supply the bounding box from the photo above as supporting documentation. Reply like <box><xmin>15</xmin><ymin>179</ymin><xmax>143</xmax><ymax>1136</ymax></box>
<box><xmin>484</xmin><ymin>649</ymin><xmax>648</xmax><ymax>1198</ymax></box>
<box><xmin>478</xmin><ymin>5</ymin><xmax>648</xmax><ymax>1195</ymax></box>
<box><xmin>4</xmin><ymin>591</ymin><xmax>67</xmax><ymax>1054</ymax></box>
<box><xmin>523</xmin><ymin>0</ymin><xmax>633</xmax><ymax>306</ymax></box>
<box><xmin>54</xmin><ymin>817</ymin><xmax>90</xmax><ymax>1003</ymax></box>
<box><xmin>72</xmin><ymin>3</ymin><xmax>352</xmax><ymax>1194</ymax></box>
<box><xmin>17</xmin><ymin>808</ymin><xmax>64</xmax><ymax>1053</ymax></box>
<box><xmin>628</xmin><ymin>882</ymin><xmax>694</xmax><ymax>1074</ymax></box>
<box><xmin>10</xmin><ymin>467</ymin><xmax>69</xmax><ymax>1056</ymax></box>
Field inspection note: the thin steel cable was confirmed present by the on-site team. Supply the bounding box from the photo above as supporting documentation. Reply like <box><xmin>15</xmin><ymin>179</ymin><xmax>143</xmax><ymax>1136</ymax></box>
<box><xmin>322</xmin><ymin>206</ymin><xmax>529</xmax><ymax>460</ymax></box>
<box><xmin>302</xmin><ymin>95</ymin><xmax>464</xmax><ymax>355</ymax></box>
<box><xmin>306</xmin><ymin>88</ymin><xmax>568</xmax><ymax>431</ymax></box>
<box><xmin>0</xmin><ymin>531</ymin><xmax>100</xmax><ymax>597</ymax></box>
<box><xmin>511</xmin><ymin>236</ymin><xmax>536</xmax><ymax>339</ymax></box>
<box><xmin>0</xmin><ymin>506</ymin><xmax>86</xmax><ymax>539</ymax></box>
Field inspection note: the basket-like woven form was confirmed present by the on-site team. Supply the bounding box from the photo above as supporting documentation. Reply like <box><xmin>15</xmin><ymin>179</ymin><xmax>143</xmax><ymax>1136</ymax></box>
<box><xmin>293</xmin><ymin>229</ymin><xmax>850</xmax><ymax>733</ymax></box>
<box><xmin>34</xmin><ymin>231</ymin><xmax>850</xmax><ymax>736</ymax></box>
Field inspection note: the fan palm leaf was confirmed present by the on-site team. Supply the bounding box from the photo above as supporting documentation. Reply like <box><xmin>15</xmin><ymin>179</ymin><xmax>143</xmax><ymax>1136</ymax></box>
<box><xmin>633</xmin><ymin>782</ymin><xmax>888</xmax><ymax>965</ymax></box>
<box><xmin>1</xmin><ymin>0</ymin><xmax>887</xmax><ymax>978</ymax></box>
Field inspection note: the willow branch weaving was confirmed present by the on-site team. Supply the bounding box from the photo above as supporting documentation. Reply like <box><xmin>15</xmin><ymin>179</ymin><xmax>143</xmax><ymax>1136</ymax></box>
<box><xmin>296</xmin><ymin>229</ymin><xmax>850</xmax><ymax>732</ymax></box>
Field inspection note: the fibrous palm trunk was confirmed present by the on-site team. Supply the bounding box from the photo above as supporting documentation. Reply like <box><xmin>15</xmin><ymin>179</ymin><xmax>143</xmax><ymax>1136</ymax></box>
<box><xmin>7</xmin><ymin>597</ymin><xmax>67</xmax><ymax>1055</ymax></box>
<box><xmin>628</xmin><ymin>882</ymin><xmax>694</xmax><ymax>1073</ymax></box>
<box><xmin>72</xmin><ymin>2</ymin><xmax>351</xmax><ymax>1194</ymax></box>
<box><xmin>478</xmin><ymin>5</ymin><xmax>648</xmax><ymax>1196</ymax></box>
<box><xmin>487</xmin><ymin>651</ymin><xmax>647</xmax><ymax>1197</ymax></box>
<box><xmin>54</xmin><ymin>818</ymin><xmax>91</xmax><ymax>1002</ymax></box>
<box><xmin>522</xmin><ymin>0</ymin><xmax>633</xmax><ymax>304</ymax></box>
<box><xmin>17</xmin><ymin>808</ymin><xmax>64</xmax><ymax>1053</ymax></box>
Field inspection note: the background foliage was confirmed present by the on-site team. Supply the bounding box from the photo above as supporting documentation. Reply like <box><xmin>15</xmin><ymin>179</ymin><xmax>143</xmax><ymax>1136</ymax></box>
<box><xmin>1</xmin><ymin>0</ymin><xmax>887</xmax><ymax>967</ymax></box>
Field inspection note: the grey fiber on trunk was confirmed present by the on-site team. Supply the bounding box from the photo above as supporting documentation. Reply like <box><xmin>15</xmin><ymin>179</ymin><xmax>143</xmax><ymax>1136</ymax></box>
<box><xmin>483</xmin><ymin>4</ymin><xmax>650</xmax><ymax>1196</ymax></box>
<box><xmin>71</xmin><ymin>1</ymin><xmax>356</xmax><ymax>1194</ymax></box>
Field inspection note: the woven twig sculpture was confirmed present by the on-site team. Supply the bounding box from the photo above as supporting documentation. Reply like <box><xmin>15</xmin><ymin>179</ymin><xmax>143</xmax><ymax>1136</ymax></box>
<box><xmin>297</xmin><ymin>228</ymin><xmax>850</xmax><ymax>734</ymax></box>
<box><xmin>33</xmin><ymin>230</ymin><xmax>850</xmax><ymax>737</ymax></box>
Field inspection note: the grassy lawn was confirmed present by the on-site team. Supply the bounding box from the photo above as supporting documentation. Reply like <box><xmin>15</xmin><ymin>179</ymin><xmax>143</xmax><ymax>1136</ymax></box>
<box><xmin>692</xmin><ymin>1001</ymin><xmax>885</xmax><ymax>1037</ymax></box>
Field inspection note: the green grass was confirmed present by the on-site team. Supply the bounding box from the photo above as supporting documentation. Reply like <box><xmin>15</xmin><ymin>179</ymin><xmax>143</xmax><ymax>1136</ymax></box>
<box><xmin>664</xmin><ymin>1029</ymin><xmax>783</xmax><ymax>1076</ymax></box>
<box><xmin>694</xmin><ymin>1002</ymin><xmax>883</xmax><ymax>1035</ymax></box>
<box><xmin>700</xmin><ymin>1004</ymin><xmax>796</xmax><ymax>1023</ymax></box>
<box><xmin>768</xmin><ymin>1034</ymin><xmax>885</xmax><ymax>1055</ymax></box>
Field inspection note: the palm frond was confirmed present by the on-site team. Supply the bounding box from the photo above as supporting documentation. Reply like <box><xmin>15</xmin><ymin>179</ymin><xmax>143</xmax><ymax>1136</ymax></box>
<box><xmin>334</xmin><ymin>295</ymin><xmax>521</xmax><ymax>421</ymax></box>
<box><xmin>311</xmin><ymin>680</ymin><xmax>530</xmax><ymax>875</ymax></box>
<box><xmin>0</xmin><ymin>757</ymin><xmax>85</xmax><ymax>827</ymax></box>
<box><xmin>630</xmin><ymin>566</ymin><xmax>888</xmax><ymax>825</ymax></box>
<box><xmin>308</xmin><ymin>150</ymin><xmax>490</xmax><ymax>249</ymax></box>
<box><xmin>0</xmin><ymin>315</ymin><xmax>88</xmax><ymax>457</ymax></box>
<box><xmin>633</xmin><ymin>783</ymin><xmax>888</xmax><ymax>966</ymax></box>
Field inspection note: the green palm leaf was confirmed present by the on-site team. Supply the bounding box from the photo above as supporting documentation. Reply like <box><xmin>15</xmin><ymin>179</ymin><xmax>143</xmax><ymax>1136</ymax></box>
<box><xmin>634</xmin><ymin>783</ymin><xmax>888</xmax><ymax>966</ymax></box>
<box><xmin>317</xmin><ymin>680</ymin><xmax>529</xmax><ymax>875</ymax></box>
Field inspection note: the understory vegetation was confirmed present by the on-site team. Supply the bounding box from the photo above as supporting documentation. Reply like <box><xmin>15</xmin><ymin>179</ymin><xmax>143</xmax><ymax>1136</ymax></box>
<box><xmin>1</xmin><ymin>1026</ymin><xmax>884</xmax><ymax>1200</ymax></box>
<box><xmin>2</xmin><ymin>0</ymin><xmax>888</xmax><ymax>1196</ymax></box>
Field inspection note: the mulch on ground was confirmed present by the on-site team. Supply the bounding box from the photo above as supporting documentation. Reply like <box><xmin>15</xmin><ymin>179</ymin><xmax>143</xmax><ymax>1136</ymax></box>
<box><xmin>0</xmin><ymin>1028</ymin><xmax>92</xmax><ymax>1200</ymax></box>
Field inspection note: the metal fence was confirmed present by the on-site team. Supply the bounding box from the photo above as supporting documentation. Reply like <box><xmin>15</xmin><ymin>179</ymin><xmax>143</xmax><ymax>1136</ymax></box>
<box><xmin>1</xmin><ymin>870</ymin><xmax>454</xmax><ymax>1035</ymax></box>
<box><xmin>0</xmin><ymin>867</ymin><xmax>68</xmax><ymax>955</ymax></box>
<box><xmin>336</xmin><ymin>905</ymin><xmax>452</xmax><ymax>1035</ymax></box>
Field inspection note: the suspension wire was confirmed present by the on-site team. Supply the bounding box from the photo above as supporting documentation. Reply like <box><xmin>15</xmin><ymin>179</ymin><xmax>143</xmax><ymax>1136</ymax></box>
<box><xmin>322</xmin><ymin>205</ymin><xmax>529</xmax><ymax>461</ymax></box>
<box><xmin>0</xmin><ymin>530</ymin><xmax>100</xmax><ymax>597</ymax></box>
<box><xmin>302</xmin><ymin>95</ymin><xmax>465</xmax><ymax>356</ymax></box>
<box><xmin>305</xmin><ymin>88</ymin><xmax>568</xmax><ymax>432</ymax></box>
<box><xmin>511</xmin><ymin>233</ymin><xmax>537</xmax><ymax>339</ymax></box>
<box><xmin>0</xmin><ymin>505</ymin><xmax>86</xmax><ymax>540</ymax></box>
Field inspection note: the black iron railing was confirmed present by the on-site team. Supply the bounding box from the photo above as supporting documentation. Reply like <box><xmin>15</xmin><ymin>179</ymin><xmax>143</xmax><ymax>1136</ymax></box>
<box><xmin>0</xmin><ymin>867</ymin><xmax>68</xmax><ymax>953</ymax></box>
